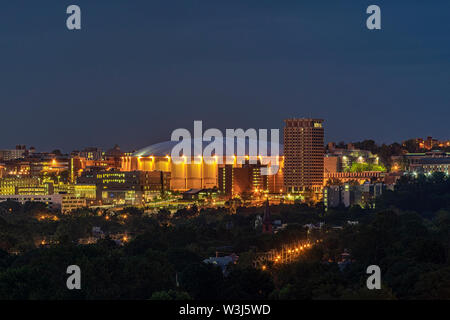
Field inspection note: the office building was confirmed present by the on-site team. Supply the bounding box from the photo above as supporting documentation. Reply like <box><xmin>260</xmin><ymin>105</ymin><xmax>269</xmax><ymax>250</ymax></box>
<box><xmin>77</xmin><ymin>170</ymin><xmax>170</xmax><ymax>204</ymax></box>
<box><xmin>283</xmin><ymin>118</ymin><xmax>324</xmax><ymax>194</ymax></box>
<box><xmin>0</xmin><ymin>194</ymin><xmax>86</xmax><ymax>213</ymax></box>
<box><xmin>0</xmin><ymin>146</ymin><xmax>27</xmax><ymax>161</ymax></box>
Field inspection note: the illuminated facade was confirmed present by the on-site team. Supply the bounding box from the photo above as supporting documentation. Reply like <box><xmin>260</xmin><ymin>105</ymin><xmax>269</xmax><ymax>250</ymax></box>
<box><xmin>217</xmin><ymin>160</ymin><xmax>285</xmax><ymax>196</ymax></box>
<box><xmin>77</xmin><ymin>170</ymin><xmax>170</xmax><ymax>204</ymax></box>
<box><xmin>0</xmin><ymin>176</ymin><xmax>49</xmax><ymax>195</ymax></box>
<box><xmin>70</xmin><ymin>146</ymin><xmax>124</xmax><ymax>183</ymax></box>
<box><xmin>3</xmin><ymin>152</ymin><xmax>69</xmax><ymax>178</ymax></box>
<box><xmin>415</xmin><ymin>136</ymin><xmax>450</xmax><ymax>150</ymax></box>
<box><xmin>0</xmin><ymin>146</ymin><xmax>26</xmax><ymax>161</ymax></box>
<box><xmin>283</xmin><ymin>119</ymin><xmax>324</xmax><ymax>194</ymax></box>
<box><xmin>324</xmin><ymin>171</ymin><xmax>384</xmax><ymax>185</ymax></box>
<box><xmin>69</xmin><ymin>184</ymin><xmax>97</xmax><ymax>200</ymax></box>
<box><xmin>0</xmin><ymin>164</ymin><xmax>5</xmax><ymax>179</ymax></box>
<box><xmin>122</xmin><ymin>153</ymin><xmax>284</xmax><ymax>194</ymax></box>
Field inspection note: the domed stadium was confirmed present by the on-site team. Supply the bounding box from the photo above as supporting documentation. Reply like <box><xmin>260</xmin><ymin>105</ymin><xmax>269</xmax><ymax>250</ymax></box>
<box><xmin>132</xmin><ymin>137</ymin><xmax>284</xmax><ymax>157</ymax></box>
<box><xmin>122</xmin><ymin>138</ymin><xmax>285</xmax><ymax>192</ymax></box>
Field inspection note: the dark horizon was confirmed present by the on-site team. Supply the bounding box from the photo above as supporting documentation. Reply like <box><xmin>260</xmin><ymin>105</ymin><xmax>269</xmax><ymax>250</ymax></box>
<box><xmin>1</xmin><ymin>0</ymin><xmax>449</xmax><ymax>152</ymax></box>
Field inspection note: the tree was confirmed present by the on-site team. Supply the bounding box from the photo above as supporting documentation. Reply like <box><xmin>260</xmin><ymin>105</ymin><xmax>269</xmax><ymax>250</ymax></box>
<box><xmin>150</xmin><ymin>290</ymin><xmax>191</xmax><ymax>300</ymax></box>
<box><xmin>222</xmin><ymin>267</ymin><xmax>274</xmax><ymax>300</ymax></box>
<box><xmin>180</xmin><ymin>263</ymin><xmax>224</xmax><ymax>300</ymax></box>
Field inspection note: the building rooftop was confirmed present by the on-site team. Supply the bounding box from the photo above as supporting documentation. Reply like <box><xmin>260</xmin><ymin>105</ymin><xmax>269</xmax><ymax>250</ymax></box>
<box><xmin>132</xmin><ymin>138</ymin><xmax>284</xmax><ymax>157</ymax></box>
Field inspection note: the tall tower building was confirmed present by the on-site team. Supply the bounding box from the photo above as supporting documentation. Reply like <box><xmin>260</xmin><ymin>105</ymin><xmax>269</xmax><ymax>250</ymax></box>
<box><xmin>283</xmin><ymin>118</ymin><xmax>324</xmax><ymax>194</ymax></box>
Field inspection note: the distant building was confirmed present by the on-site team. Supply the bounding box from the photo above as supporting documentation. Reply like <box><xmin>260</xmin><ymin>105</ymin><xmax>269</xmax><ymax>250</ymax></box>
<box><xmin>323</xmin><ymin>145</ymin><xmax>385</xmax><ymax>185</ymax></box>
<box><xmin>324</xmin><ymin>155</ymin><xmax>339</xmax><ymax>174</ymax></box>
<box><xmin>218</xmin><ymin>162</ymin><xmax>269</xmax><ymax>197</ymax></box>
<box><xmin>404</xmin><ymin>151</ymin><xmax>450</xmax><ymax>174</ymax></box>
<box><xmin>324</xmin><ymin>148</ymin><xmax>380</xmax><ymax>173</ymax></box>
<box><xmin>383</xmin><ymin>171</ymin><xmax>404</xmax><ymax>185</ymax></box>
<box><xmin>70</xmin><ymin>145</ymin><xmax>124</xmax><ymax>183</ymax></box>
<box><xmin>0</xmin><ymin>194</ymin><xmax>86</xmax><ymax>213</ymax></box>
<box><xmin>0</xmin><ymin>146</ymin><xmax>27</xmax><ymax>161</ymax></box>
<box><xmin>325</xmin><ymin>171</ymin><xmax>384</xmax><ymax>185</ymax></box>
<box><xmin>182</xmin><ymin>188</ymin><xmax>217</xmax><ymax>200</ymax></box>
<box><xmin>3</xmin><ymin>151</ymin><xmax>69</xmax><ymax>177</ymax></box>
<box><xmin>415</xmin><ymin>136</ymin><xmax>450</xmax><ymax>150</ymax></box>
<box><xmin>0</xmin><ymin>176</ymin><xmax>52</xmax><ymax>195</ymax></box>
<box><xmin>61</xmin><ymin>195</ymin><xmax>87</xmax><ymax>213</ymax></box>
<box><xmin>70</xmin><ymin>184</ymin><xmax>97</xmax><ymax>199</ymax></box>
<box><xmin>78</xmin><ymin>147</ymin><xmax>105</xmax><ymax>161</ymax></box>
<box><xmin>283</xmin><ymin>118</ymin><xmax>324</xmax><ymax>194</ymax></box>
<box><xmin>77</xmin><ymin>170</ymin><xmax>170</xmax><ymax>204</ymax></box>
<box><xmin>323</xmin><ymin>182</ymin><xmax>389</xmax><ymax>209</ymax></box>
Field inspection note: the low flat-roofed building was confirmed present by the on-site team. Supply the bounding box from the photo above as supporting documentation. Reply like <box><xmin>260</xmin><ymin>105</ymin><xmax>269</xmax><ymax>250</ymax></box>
<box><xmin>182</xmin><ymin>188</ymin><xmax>218</xmax><ymax>200</ymax></box>
<box><xmin>70</xmin><ymin>184</ymin><xmax>97</xmax><ymax>199</ymax></box>
<box><xmin>61</xmin><ymin>195</ymin><xmax>87</xmax><ymax>213</ymax></box>
<box><xmin>0</xmin><ymin>147</ymin><xmax>26</xmax><ymax>161</ymax></box>
<box><xmin>409</xmin><ymin>157</ymin><xmax>450</xmax><ymax>174</ymax></box>
<box><xmin>0</xmin><ymin>194</ymin><xmax>62</xmax><ymax>211</ymax></box>
<box><xmin>77</xmin><ymin>170</ymin><xmax>170</xmax><ymax>205</ymax></box>
<box><xmin>0</xmin><ymin>176</ymin><xmax>47</xmax><ymax>195</ymax></box>
<box><xmin>0</xmin><ymin>194</ymin><xmax>86</xmax><ymax>213</ymax></box>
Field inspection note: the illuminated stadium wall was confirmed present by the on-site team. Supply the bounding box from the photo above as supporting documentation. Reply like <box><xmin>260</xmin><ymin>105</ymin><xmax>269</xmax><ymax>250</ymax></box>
<box><xmin>122</xmin><ymin>141</ymin><xmax>284</xmax><ymax>193</ymax></box>
<box><xmin>121</xmin><ymin>155</ymin><xmax>284</xmax><ymax>193</ymax></box>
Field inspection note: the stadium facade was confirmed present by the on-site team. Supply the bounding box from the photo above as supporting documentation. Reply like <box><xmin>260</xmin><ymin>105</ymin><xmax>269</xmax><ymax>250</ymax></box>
<box><xmin>122</xmin><ymin>139</ymin><xmax>285</xmax><ymax>194</ymax></box>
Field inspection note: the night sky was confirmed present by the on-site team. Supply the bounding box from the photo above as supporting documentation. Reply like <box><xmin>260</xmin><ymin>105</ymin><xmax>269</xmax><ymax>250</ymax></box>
<box><xmin>1</xmin><ymin>0</ymin><xmax>449</xmax><ymax>152</ymax></box>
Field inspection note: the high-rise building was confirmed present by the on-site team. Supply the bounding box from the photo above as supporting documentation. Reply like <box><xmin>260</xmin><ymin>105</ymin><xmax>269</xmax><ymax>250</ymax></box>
<box><xmin>283</xmin><ymin>118</ymin><xmax>324</xmax><ymax>194</ymax></box>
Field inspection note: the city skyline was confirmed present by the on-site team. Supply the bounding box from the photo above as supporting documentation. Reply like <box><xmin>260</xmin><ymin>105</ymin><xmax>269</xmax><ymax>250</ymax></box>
<box><xmin>2</xmin><ymin>1</ymin><xmax>450</xmax><ymax>305</ymax></box>
<box><xmin>0</xmin><ymin>126</ymin><xmax>449</xmax><ymax>154</ymax></box>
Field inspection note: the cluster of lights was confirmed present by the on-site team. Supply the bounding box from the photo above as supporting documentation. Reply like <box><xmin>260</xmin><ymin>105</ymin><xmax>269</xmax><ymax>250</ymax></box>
<box><xmin>272</xmin><ymin>242</ymin><xmax>314</xmax><ymax>264</ymax></box>
<box><xmin>37</xmin><ymin>214</ymin><xmax>59</xmax><ymax>221</ymax></box>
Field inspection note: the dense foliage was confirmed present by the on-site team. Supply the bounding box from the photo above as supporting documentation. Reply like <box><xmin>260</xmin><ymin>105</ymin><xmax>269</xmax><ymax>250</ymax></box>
<box><xmin>0</xmin><ymin>172</ymin><xmax>449</xmax><ymax>299</ymax></box>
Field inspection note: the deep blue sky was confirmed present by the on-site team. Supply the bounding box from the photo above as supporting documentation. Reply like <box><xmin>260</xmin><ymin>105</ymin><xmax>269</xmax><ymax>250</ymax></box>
<box><xmin>1</xmin><ymin>0</ymin><xmax>449</xmax><ymax>152</ymax></box>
